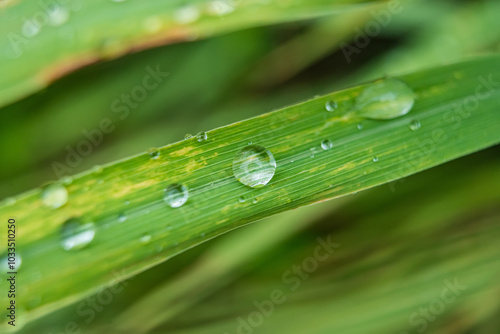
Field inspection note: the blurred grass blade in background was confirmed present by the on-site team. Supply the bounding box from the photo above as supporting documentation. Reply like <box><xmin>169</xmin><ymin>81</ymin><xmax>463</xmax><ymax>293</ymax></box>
<box><xmin>0</xmin><ymin>0</ymin><xmax>383</xmax><ymax>108</ymax></box>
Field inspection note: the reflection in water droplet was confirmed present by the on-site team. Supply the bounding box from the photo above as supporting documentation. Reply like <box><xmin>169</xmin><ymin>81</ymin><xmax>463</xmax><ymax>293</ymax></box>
<box><xmin>61</xmin><ymin>218</ymin><xmax>95</xmax><ymax>251</ymax></box>
<box><xmin>147</xmin><ymin>147</ymin><xmax>160</xmax><ymax>160</ymax></box>
<box><xmin>325</xmin><ymin>100</ymin><xmax>338</xmax><ymax>112</ymax></box>
<box><xmin>233</xmin><ymin>145</ymin><xmax>276</xmax><ymax>188</ymax></box>
<box><xmin>164</xmin><ymin>184</ymin><xmax>189</xmax><ymax>208</ymax></box>
<box><xmin>41</xmin><ymin>183</ymin><xmax>68</xmax><ymax>209</ymax></box>
<box><xmin>196</xmin><ymin>131</ymin><xmax>208</xmax><ymax>142</ymax></box>
<box><xmin>321</xmin><ymin>139</ymin><xmax>333</xmax><ymax>151</ymax></box>
<box><xmin>409</xmin><ymin>120</ymin><xmax>421</xmax><ymax>131</ymax></box>
<box><xmin>373</xmin><ymin>156</ymin><xmax>379</xmax><ymax>162</ymax></box>
<box><xmin>354</xmin><ymin>78</ymin><xmax>415</xmax><ymax>120</ymax></box>
<box><xmin>252</xmin><ymin>198</ymin><xmax>258</xmax><ymax>204</ymax></box>
<box><xmin>1</xmin><ymin>253</ymin><xmax>22</xmax><ymax>272</ymax></box>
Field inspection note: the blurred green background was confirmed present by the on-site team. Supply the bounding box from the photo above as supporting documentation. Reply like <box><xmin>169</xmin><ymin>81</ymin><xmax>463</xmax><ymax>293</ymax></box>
<box><xmin>1</xmin><ymin>0</ymin><xmax>499</xmax><ymax>333</ymax></box>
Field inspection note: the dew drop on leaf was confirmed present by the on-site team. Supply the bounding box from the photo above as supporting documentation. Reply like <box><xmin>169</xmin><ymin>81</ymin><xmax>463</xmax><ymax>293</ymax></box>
<box><xmin>147</xmin><ymin>147</ymin><xmax>160</xmax><ymax>160</ymax></box>
<box><xmin>409</xmin><ymin>120</ymin><xmax>421</xmax><ymax>131</ymax></box>
<box><xmin>321</xmin><ymin>139</ymin><xmax>333</xmax><ymax>151</ymax></box>
<box><xmin>196</xmin><ymin>131</ymin><xmax>208</xmax><ymax>142</ymax></box>
<box><xmin>354</xmin><ymin>78</ymin><xmax>415</xmax><ymax>120</ymax></box>
<box><xmin>164</xmin><ymin>184</ymin><xmax>189</xmax><ymax>208</ymax></box>
<box><xmin>61</xmin><ymin>218</ymin><xmax>95</xmax><ymax>251</ymax></box>
<box><xmin>325</xmin><ymin>100</ymin><xmax>338</xmax><ymax>112</ymax></box>
<box><xmin>232</xmin><ymin>145</ymin><xmax>276</xmax><ymax>188</ymax></box>
<box><xmin>41</xmin><ymin>183</ymin><xmax>68</xmax><ymax>209</ymax></box>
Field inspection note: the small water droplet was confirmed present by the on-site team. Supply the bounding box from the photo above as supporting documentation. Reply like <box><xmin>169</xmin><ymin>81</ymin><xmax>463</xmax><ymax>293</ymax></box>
<box><xmin>1</xmin><ymin>253</ymin><xmax>22</xmax><ymax>272</ymax></box>
<box><xmin>140</xmin><ymin>234</ymin><xmax>152</xmax><ymax>243</ymax></box>
<box><xmin>118</xmin><ymin>213</ymin><xmax>127</xmax><ymax>223</ymax></box>
<box><xmin>238</xmin><ymin>196</ymin><xmax>246</xmax><ymax>203</ymax></box>
<box><xmin>321</xmin><ymin>139</ymin><xmax>333</xmax><ymax>151</ymax></box>
<box><xmin>233</xmin><ymin>145</ymin><xmax>276</xmax><ymax>188</ymax></box>
<box><xmin>354</xmin><ymin>78</ymin><xmax>415</xmax><ymax>120</ymax></box>
<box><xmin>248</xmin><ymin>141</ymin><xmax>253</xmax><ymax>145</ymax></box>
<box><xmin>41</xmin><ymin>183</ymin><xmax>68</xmax><ymax>209</ymax></box>
<box><xmin>184</xmin><ymin>133</ymin><xmax>193</xmax><ymax>140</ymax></box>
<box><xmin>22</xmin><ymin>19</ymin><xmax>41</xmax><ymax>37</ymax></box>
<box><xmin>373</xmin><ymin>156</ymin><xmax>379</xmax><ymax>162</ymax></box>
<box><xmin>147</xmin><ymin>147</ymin><xmax>160</xmax><ymax>160</ymax></box>
<box><xmin>252</xmin><ymin>198</ymin><xmax>258</xmax><ymax>204</ymax></box>
<box><xmin>206</xmin><ymin>0</ymin><xmax>235</xmax><ymax>16</ymax></box>
<box><xmin>47</xmin><ymin>5</ymin><xmax>69</xmax><ymax>26</ymax></box>
<box><xmin>61</xmin><ymin>218</ymin><xmax>95</xmax><ymax>251</ymax></box>
<box><xmin>357</xmin><ymin>123</ymin><xmax>364</xmax><ymax>130</ymax></box>
<box><xmin>3</xmin><ymin>197</ymin><xmax>16</xmax><ymax>206</ymax></box>
<box><xmin>325</xmin><ymin>100</ymin><xmax>338</xmax><ymax>112</ymax></box>
<box><xmin>92</xmin><ymin>165</ymin><xmax>103</xmax><ymax>174</ymax></box>
<box><xmin>61</xmin><ymin>176</ymin><xmax>73</xmax><ymax>185</ymax></box>
<box><xmin>174</xmin><ymin>5</ymin><xmax>200</xmax><ymax>24</ymax></box>
<box><xmin>164</xmin><ymin>184</ymin><xmax>189</xmax><ymax>208</ymax></box>
<box><xmin>196</xmin><ymin>131</ymin><xmax>208</xmax><ymax>142</ymax></box>
<box><xmin>409</xmin><ymin>120</ymin><xmax>421</xmax><ymax>131</ymax></box>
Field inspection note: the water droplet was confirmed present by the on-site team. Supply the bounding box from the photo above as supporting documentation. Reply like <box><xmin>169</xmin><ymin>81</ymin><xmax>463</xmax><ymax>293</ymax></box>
<box><xmin>164</xmin><ymin>184</ymin><xmax>189</xmax><ymax>208</ymax></box>
<box><xmin>140</xmin><ymin>234</ymin><xmax>152</xmax><ymax>243</ymax></box>
<box><xmin>3</xmin><ymin>197</ymin><xmax>16</xmax><ymax>206</ymax></box>
<box><xmin>61</xmin><ymin>176</ymin><xmax>73</xmax><ymax>185</ymax></box>
<box><xmin>41</xmin><ymin>183</ymin><xmax>68</xmax><ymax>209</ymax></box>
<box><xmin>409</xmin><ymin>120</ymin><xmax>421</xmax><ymax>131</ymax></box>
<box><xmin>174</xmin><ymin>5</ymin><xmax>200</xmax><ymax>24</ymax></box>
<box><xmin>321</xmin><ymin>139</ymin><xmax>333</xmax><ymax>151</ymax></box>
<box><xmin>252</xmin><ymin>198</ymin><xmax>258</xmax><ymax>204</ymax></box>
<box><xmin>310</xmin><ymin>153</ymin><xmax>315</xmax><ymax>158</ymax></box>
<box><xmin>238</xmin><ymin>196</ymin><xmax>246</xmax><ymax>203</ymax></box>
<box><xmin>354</xmin><ymin>78</ymin><xmax>415</xmax><ymax>120</ymax></box>
<box><xmin>92</xmin><ymin>165</ymin><xmax>103</xmax><ymax>174</ymax></box>
<box><xmin>61</xmin><ymin>218</ymin><xmax>95</xmax><ymax>251</ymax></box>
<box><xmin>206</xmin><ymin>0</ymin><xmax>235</xmax><ymax>16</ymax></box>
<box><xmin>184</xmin><ymin>133</ymin><xmax>193</xmax><ymax>140</ymax></box>
<box><xmin>373</xmin><ymin>156</ymin><xmax>379</xmax><ymax>162</ymax></box>
<box><xmin>147</xmin><ymin>147</ymin><xmax>160</xmax><ymax>160</ymax></box>
<box><xmin>22</xmin><ymin>19</ymin><xmax>41</xmax><ymax>37</ymax></box>
<box><xmin>196</xmin><ymin>131</ymin><xmax>208</xmax><ymax>142</ymax></box>
<box><xmin>1</xmin><ymin>253</ymin><xmax>22</xmax><ymax>272</ymax></box>
<box><xmin>325</xmin><ymin>100</ymin><xmax>338</xmax><ymax>112</ymax></box>
<box><xmin>357</xmin><ymin>123</ymin><xmax>363</xmax><ymax>130</ymax></box>
<box><xmin>118</xmin><ymin>213</ymin><xmax>127</xmax><ymax>223</ymax></box>
<box><xmin>47</xmin><ymin>5</ymin><xmax>69</xmax><ymax>26</ymax></box>
<box><xmin>232</xmin><ymin>145</ymin><xmax>276</xmax><ymax>188</ymax></box>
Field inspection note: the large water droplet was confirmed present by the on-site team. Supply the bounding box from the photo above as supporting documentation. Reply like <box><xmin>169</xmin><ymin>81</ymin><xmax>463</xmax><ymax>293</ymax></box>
<box><xmin>321</xmin><ymin>139</ymin><xmax>333</xmax><ymax>151</ymax></box>
<box><xmin>354</xmin><ymin>78</ymin><xmax>415</xmax><ymax>120</ymax></box>
<box><xmin>164</xmin><ymin>184</ymin><xmax>189</xmax><ymax>208</ymax></box>
<box><xmin>233</xmin><ymin>145</ymin><xmax>276</xmax><ymax>188</ymax></box>
<box><xmin>409</xmin><ymin>120</ymin><xmax>421</xmax><ymax>131</ymax></box>
<box><xmin>325</xmin><ymin>100</ymin><xmax>338</xmax><ymax>112</ymax></box>
<box><xmin>41</xmin><ymin>183</ymin><xmax>68</xmax><ymax>209</ymax></box>
<box><xmin>61</xmin><ymin>218</ymin><xmax>95</xmax><ymax>251</ymax></box>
